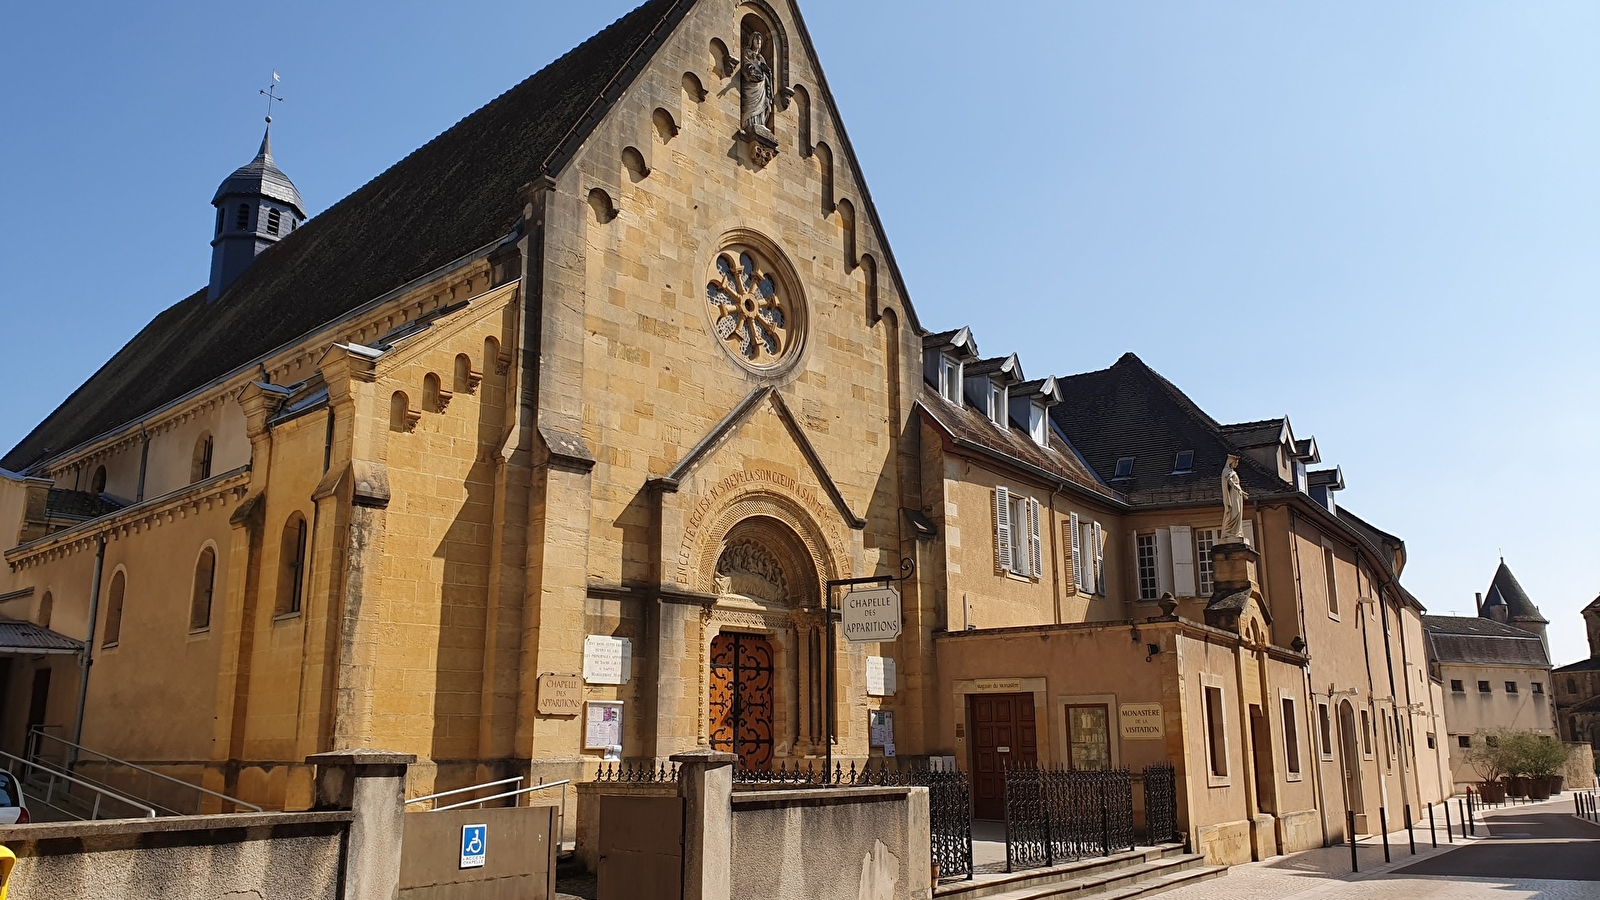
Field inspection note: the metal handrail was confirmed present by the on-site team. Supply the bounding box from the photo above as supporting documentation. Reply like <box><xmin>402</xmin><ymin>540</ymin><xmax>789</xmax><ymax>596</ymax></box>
<box><xmin>431</xmin><ymin>779</ymin><xmax>571</xmax><ymax>812</ymax></box>
<box><xmin>27</xmin><ymin>727</ymin><xmax>262</xmax><ymax>813</ymax></box>
<box><xmin>1</xmin><ymin>749</ymin><xmax>157</xmax><ymax>819</ymax></box>
<box><xmin>406</xmin><ymin>776</ymin><xmax>524</xmax><ymax>808</ymax></box>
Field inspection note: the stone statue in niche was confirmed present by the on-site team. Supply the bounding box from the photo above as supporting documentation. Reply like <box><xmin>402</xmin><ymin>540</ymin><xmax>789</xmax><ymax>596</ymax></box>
<box><xmin>714</xmin><ymin>539</ymin><xmax>789</xmax><ymax>604</ymax></box>
<box><xmin>1221</xmin><ymin>453</ymin><xmax>1247</xmax><ymax>543</ymax></box>
<box><xmin>734</xmin><ymin>31</ymin><xmax>779</xmax><ymax>165</ymax></box>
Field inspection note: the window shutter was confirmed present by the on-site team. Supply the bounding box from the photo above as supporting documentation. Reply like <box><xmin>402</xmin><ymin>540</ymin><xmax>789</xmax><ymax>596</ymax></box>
<box><xmin>1171</xmin><ymin>525</ymin><xmax>1196</xmax><ymax>596</ymax></box>
<box><xmin>1094</xmin><ymin>522</ymin><xmax>1106</xmax><ymax>594</ymax></box>
<box><xmin>1069</xmin><ymin>512</ymin><xmax>1082</xmax><ymax>593</ymax></box>
<box><xmin>1129</xmin><ymin>530</ymin><xmax>1140</xmax><ymax>597</ymax></box>
<box><xmin>1243</xmin><ymin>519</ymin><xmax>1255</xmax><ymax>549</ymax></box>
<box><xmin>993</xmin><ymin>487</ymin><xmax>1011</xmax><ymax>574</ymax></box>
<box><xmin>1155</xmin><ymin>527</ymin><xmax>1174</xmax><ymax>597</ymax></box>
<box><xmin>1029</xmin><ymin>499</ymin><xmax>1043</xmax><ymax>578</ymax></box>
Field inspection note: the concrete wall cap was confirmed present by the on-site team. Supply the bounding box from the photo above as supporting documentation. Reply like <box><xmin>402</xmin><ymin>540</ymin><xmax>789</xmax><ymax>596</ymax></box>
<box><xmin>307</xmin><ymin>749</ymin><xmax>417</xmax><ymax>767</ymax></box>
<box><xmin>670</xmin><ymin>749</ymin><xmax>737</xmax><ymax>766</ymax></box>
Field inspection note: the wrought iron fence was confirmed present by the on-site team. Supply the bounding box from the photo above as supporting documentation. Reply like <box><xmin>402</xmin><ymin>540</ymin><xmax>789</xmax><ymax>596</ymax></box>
<box><xmin>593</xmin><ymin>761</ymin><xmax>680</xmax><ymax>783</ymax></box>
<box><xmin>1142</xmin><ymin>763</ymin><xmax>1178</xmax><ymax>845</ymax></box>
<box><xmin>730</xmin><ymin>761</ymin><xmax>973</xmax><ymax>882</ymax></box>
<box><xmin>1003</xmin><ymin>764</ymin><xmax>1136</xmax><ymax>872</ymax></box>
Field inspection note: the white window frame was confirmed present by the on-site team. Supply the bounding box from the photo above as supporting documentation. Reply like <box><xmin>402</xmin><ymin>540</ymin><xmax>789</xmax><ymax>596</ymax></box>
<box><xmin>1135</xmin><ymin>533</ymin><xmax>1158</xmax><ymax>601</ymax></box>
<box><xmin>996</xmin><ymin>488</ymin><xmax>1041</xmax><ymax>580</ymax></box>
<box><xmin>1028</xmin><ymin>403</ymin><xmax>1047</xmax><ymax>445</ymax></box>
<box><xmin>987</xmin><ymin>382</ymin><xmax>1007</xmax><ymax>426</ymax></box>
<box><xmin>938</xmin><ymin>356</ymin><xmax>962</xmax><ymax>403</ymax></box>
<box><xmin>1194</xmin><ymin>528</ymin><xmax>1217</xmax><ymax>597</ymax></box>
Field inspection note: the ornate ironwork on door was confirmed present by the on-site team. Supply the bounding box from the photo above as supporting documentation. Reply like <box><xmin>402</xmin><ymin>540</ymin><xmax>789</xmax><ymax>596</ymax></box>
<box><xmin>709</xmin><ymin>632</ymin><xmax>775</xmax><ymax>770</ymax></box>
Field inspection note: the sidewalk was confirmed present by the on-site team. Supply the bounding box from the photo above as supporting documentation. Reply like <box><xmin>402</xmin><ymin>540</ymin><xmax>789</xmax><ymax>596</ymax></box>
<box><xmin>1153</xmin><ymin>797</ymin><xmax>1600</xmax><ymax>900</ymax></box>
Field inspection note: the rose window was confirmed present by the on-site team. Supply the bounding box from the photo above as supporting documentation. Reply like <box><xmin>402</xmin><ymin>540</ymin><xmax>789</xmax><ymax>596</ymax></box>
<box><xmin>706</xmin><ymin>249</ymin><xmax>791</xmax><ymax>367</ymax></box>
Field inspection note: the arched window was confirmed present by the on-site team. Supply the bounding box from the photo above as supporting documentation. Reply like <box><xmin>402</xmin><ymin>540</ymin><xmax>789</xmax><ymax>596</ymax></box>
<box><xmin>814</xmin><ymin>142</ymin><xmax>835</xmax><ymax>214</ymax></box>
<box><xmin>276</xmin><ymin>514</ymin><xmax>308</xmax><ymax>617</ymax></box>
<box><xmin>102</xmin><ymin>571</ymin><xmax>126</xmax><ymax>648</ymax></box>
<box><xmin>91</xmin><ymin>465</ymin><xmax>107</xmax><ymax>495</ymax></box>
<box><xmin>454</xmin><ymin>353</ymin><xmax>478</xmax><ymax>394</ymax></box>
<box><xmin>837</xmin><ymin>198</ymin><xmax>857</xmax><ymax>271</ymax></box>
<box><xmin>484</xmin><ymin>337</ymin><xmax>501</xmax><ymax>377</ymax></box>
<box><xmin>587</xmin><ymin>188</ymin><xmax>617</xmax><ymax>224</ymax></box>
<box><xmin>793</xmin><ymin>84</ymin><xmax>811</xmax><ymax>156</ymax></box>
<box><xmin>423</xmin><ymin>372</ymin><xmax>447</xmax><ymax>413</ymax></box>
<box><xmin>235</xmin><ymin>204</ymin><xmax>250</xmax><ymax>230</ymax></box>
<box><xmin>390</xmin><ymin>391</ymin><xmax>415</xmax><ymax>432</ymax></box>
<box><xmin>267</xmin><ymin>208</ymin><xmax>282</xmax><ymax>235</ymax></box>
<box><xmin>191</xmin><ymin>547</ymin><xmax>216</xmax><ymax>631</ymax></box>
<box><xmin>191</xmin><ymin>432</ymin><xmax>214</xmax><ymax>483</ymax></box>
<box><xmin>37</xmin><ymin>591</ymin><xmax>52</xmax><ymax>629</ymax></box>
<box><xmin>860</xmin><ymin>253</ymin><xmax>879</xmax><ymax>321</ymax></box>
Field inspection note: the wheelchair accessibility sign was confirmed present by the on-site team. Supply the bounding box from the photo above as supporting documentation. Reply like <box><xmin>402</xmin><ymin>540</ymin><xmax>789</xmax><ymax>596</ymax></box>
<box><xmin>460</xmin><ymin>823</ymin><xmax>487</xmax><ymax>869</ymax></box>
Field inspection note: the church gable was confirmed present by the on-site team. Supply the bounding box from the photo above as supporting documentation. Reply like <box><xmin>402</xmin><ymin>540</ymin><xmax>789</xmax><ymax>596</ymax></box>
<box><xmin>547</xmin><ymin>0</ymin><xmax>925</xmax><ymax>591</ymax></box>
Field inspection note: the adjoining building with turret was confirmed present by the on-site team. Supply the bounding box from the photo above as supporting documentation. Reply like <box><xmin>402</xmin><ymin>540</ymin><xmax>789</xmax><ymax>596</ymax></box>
<box><xmin>1423</xmin><ymin>561</ymin><xmax>1556</xmax><ymax>789</ymax></box>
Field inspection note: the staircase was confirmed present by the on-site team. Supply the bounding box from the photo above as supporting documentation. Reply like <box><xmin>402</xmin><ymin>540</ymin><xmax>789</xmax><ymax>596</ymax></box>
<box><xmin>937</xmin><ymin>844</ymin><xmax>1224</xmax><ymax>900</ymax></box>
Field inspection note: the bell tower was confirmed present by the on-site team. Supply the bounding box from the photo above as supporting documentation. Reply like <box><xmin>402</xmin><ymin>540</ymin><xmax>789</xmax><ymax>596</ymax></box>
<box><xmin>208</xmin><ymin>126</ymin><xmax>305</xmax><ymax>300</ymax></box>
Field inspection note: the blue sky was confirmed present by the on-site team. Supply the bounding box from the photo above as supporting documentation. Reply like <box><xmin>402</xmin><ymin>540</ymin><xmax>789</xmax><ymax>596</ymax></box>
<box><xmin>2</xmin><ymin>1</ymin><xmax>1595</xmax><ymax>662</ymax></box>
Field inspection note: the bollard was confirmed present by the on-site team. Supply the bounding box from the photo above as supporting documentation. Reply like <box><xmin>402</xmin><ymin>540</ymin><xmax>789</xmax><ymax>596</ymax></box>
<box><xmin>1428</xmin><ymin>802</ymin><xmax>1437</xmax><ymax>848</ymax></box>
<box><xmin>1405</xmin><ymin>804</ymin><xmax>1415</xmax><ymax>855</ymax></box>
<box><xmin>1468</xmin><ymin>790</ymin><xmax>1476</xmax><ymax>836</ymax></box>
<box><xmin>1348</xmin><ymin>809</ymin><xmax>1359</xmax><ymax>873</ymax></box>
<box><xmin>1379</xmin><ymin>808</ymin><xmax>1391</xmax><ymax>863</ymax></box>
<box><xmin>1444</xmin><ymin>797</ymin><xmax>1454</xmax><ymax>843</ymax></box>
<box><xmin>1458</xmin><ymin>797</ymin><xmax>1467</xmax><ymax>839</ymax></box>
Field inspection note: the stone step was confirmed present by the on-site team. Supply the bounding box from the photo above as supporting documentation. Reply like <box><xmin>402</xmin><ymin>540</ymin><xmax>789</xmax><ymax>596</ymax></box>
<box><xmin>937</xmin><ymin>845</ymin><xmax>1199</xmax><ymax>900</ymax></box>
<box><xmin>954</xmin><ymin>856</ymin><xmax>1219</xmax><ymax>900</ymax></box>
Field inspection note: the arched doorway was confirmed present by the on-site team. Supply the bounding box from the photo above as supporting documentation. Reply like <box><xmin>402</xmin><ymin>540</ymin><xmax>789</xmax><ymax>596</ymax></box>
<box><xmin>1337</xmin><ymin>699</ymin><xmax>1366</xmax><ymax>827</ymax></box>
<box><xmin>703</xmin><ymin>516</ymin><xmax>827</xmax><ymax>770</ymax></box>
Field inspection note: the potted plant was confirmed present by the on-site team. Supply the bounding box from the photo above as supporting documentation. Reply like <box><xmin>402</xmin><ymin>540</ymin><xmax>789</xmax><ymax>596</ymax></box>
<box><xmin>1465</xmin><ymin>733</ymin><xmax>1509</xmax><ymax>803</ymax></box>
<box><xmin>1524</xmin><ymin>735</ymin><xmax>1569</xmax><ymax>801</ymax></box>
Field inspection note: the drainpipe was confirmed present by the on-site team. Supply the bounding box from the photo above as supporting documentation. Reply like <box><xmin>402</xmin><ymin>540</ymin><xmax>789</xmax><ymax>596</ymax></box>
<box><xmin>135</xmin><ymin>426</ymin><xmax>150</xmax><ymax>502</ymax></box>
<box><xmin>71</xmin><ymin>534</ymin><xmax>107</xmax><ymax>767</ymax></box>
<box><xmin>1287</xmin><ymin>508</ymin><xmax>1330</xmax><ymax>847</ymax></box>
<box><xmin>1376</xmin><ymin>587</ymin><xmax>1413</xmax><ymax>825</ymax></box>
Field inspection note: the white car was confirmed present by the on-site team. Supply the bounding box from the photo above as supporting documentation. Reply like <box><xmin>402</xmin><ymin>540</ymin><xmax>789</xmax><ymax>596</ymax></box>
<box><xmin>0</xmin><ymin>771</ymin><xmax>29</xmax><ymax>824</ymax></box>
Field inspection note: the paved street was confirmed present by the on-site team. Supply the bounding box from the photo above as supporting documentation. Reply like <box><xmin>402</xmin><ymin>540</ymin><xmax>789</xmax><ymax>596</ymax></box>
<box><xmin>1157</xmin><ymin>795</ymin><xmax>1600</xmax><ymax>900</ymax></box>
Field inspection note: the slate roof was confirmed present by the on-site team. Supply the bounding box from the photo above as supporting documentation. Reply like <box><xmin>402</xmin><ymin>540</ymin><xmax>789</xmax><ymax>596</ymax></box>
<box><xmin>1482</xmin><ymin>561</ymin><xmax>1547</xmax><ymax>625</ymax></box>
<box><xmin>1554</xmin><ymin>657</ymin><xmax>1600</xmax><ymax>673</ymax></box>
<box><xmin>3</xmin><ymin>0</ymin><xmax>687</xmax><ymax>472</ymax></box>
<box><xmin>916</xmin><ymin>383</ymin><xmax>1119</xmax><ymax>502</ymax></box>
<box><xmin>45</xmin><ymin>489</ymin><xmax>123</xmax><ymax>521</ymax></box>
<box><xmin>1049</xmin><ymin>353</ymin><xmax>1286</xmax><ymax>501</ymax></box>
<box><xmin>1423</xmin><ymin>615</ymin><xmax>1550</xmax><ymax>668</ymax></box>
<box><xmin>0</xmin><ymin>619</ymin><xmax>83</xmax><ymax>654</ymax></box>
<box><xmin>214</xmin><ymin>130</ymin><xmax>305</xmax><ymax>216</ymax></box>
<box><xmin>1219</xmin><ymin>419</ymin><xmax>1286</xmax><ymax>449</ymax></box>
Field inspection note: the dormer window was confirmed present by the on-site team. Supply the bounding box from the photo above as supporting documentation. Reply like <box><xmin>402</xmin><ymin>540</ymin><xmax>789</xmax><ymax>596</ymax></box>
<box><xmin>1028</xmin><ymin>403</ymin><xmax>1047</xmax><ymax>445</ymax></box>
<box><xmin>938</xmin><ymin>356</ymin><xmax>962</xmax><ymax>403</ymax></box>
<box><xmin>1173</xmin><ymin>450</ymin><xmax>1194</xmax><ymax>474</ymax></box>
<box><xmin>1113</xmin><ymin>457</ymin><xmax>1135</xmax><ymax>480</ymax></box>
<box><xmin>987</xmin><ymin>382</ymin><xmax>1007</xmax><ymax>426</ymax></box>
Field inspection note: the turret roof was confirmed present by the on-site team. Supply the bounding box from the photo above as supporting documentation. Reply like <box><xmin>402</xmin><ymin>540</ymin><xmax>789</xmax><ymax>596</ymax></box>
<box><xmin>212</xmin><ymin>129</ymin><xmax>305</xmax><ymax>217</ymax></box>
<box><xmin>1480</xmin><ymin>561</ymin><xmax>1547</xmax><ymax>625</ymax></box>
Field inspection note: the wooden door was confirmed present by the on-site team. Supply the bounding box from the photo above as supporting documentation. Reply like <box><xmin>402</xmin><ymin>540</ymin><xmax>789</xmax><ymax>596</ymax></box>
<box><xmin>969</xmin><ymin>693</ymin><xmax>1037</xmax><ymax>820</ymax></box>
<box><xmin>708</xmin><ymin>633</ymin><xmax>775</xmax><ymax>770</ymax></box>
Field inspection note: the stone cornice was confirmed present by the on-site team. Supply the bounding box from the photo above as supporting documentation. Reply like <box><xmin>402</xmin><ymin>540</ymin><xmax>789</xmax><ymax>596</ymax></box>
<box><xmin>6</xmin><ymin>468</ymin><xmax>252</xmax><ymax>569</ymax></box>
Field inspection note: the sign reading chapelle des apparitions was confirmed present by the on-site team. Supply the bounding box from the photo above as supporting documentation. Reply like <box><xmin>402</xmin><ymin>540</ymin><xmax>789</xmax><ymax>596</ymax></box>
<box><xmin>1119</xmin><ymin>702</ymin><xmax>1166</xmax><ymax>741</ymax></box>
<box><xmin>842</xmin><ymin>586</ymin><xmax>902</xmax><ymax>643</ymax></box>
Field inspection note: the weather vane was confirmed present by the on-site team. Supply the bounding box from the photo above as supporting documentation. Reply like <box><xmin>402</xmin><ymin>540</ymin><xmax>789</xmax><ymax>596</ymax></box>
<box><xmin>260</xmin><ymin>71</ymin><xmax>284</xmax><ymax>125</ymax></box>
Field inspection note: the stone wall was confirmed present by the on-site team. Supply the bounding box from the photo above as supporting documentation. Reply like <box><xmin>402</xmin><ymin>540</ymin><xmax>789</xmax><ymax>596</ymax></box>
<box><xmin>729</xmin><ymin>786</ymin><xmax>932</xmax><ymax>900</ymax></box>
<box><xmin>0</xmin><ymin>811</ymin><xmax>349</xmax><ymax>900</ymax></box>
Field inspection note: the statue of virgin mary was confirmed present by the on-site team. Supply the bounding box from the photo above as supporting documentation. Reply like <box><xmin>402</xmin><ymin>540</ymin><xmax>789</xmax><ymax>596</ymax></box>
<box><xmin>739</xmin><ymin>32</ymin><xmax>775</xmax><ymax>140</ymax></box>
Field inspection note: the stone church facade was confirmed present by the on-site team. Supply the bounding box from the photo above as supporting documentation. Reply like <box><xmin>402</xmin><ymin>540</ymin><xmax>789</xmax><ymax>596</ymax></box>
<box><xmin>0</xmin><ymin>0</ymin><xmax>1447</xmax><ymax>864</ymax></box>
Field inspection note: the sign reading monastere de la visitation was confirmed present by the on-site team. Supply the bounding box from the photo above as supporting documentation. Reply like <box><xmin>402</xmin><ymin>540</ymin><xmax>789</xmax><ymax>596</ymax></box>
<box><xmin>842</xmin><ymin>586</ymin><xmax>902</xmax><ymax>643</ymax></box>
